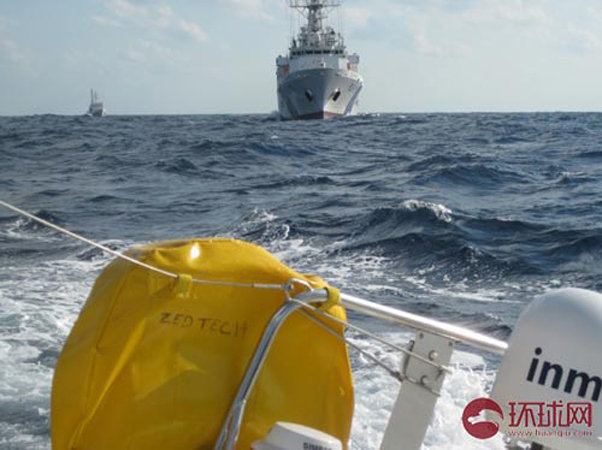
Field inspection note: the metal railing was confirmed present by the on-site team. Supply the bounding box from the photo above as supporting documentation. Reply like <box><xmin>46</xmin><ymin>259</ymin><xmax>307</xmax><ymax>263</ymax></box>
<box><xmin>340</xmin><ymin>292</ymin><xmax>508</xmax><ymax>355</ymax></box>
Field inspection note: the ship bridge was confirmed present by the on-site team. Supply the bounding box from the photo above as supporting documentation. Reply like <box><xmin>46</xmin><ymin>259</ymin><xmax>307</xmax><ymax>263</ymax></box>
<box><xmin>288</xmin><ymin>0</ymin><xmax>346</xmax><ymax>58</ymax></box>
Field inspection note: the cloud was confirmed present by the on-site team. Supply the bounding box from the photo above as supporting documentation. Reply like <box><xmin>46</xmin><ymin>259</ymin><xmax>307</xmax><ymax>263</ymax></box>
<box><xmin>120</xmin><ymin>48</ymin><xmax>146</xmax><ymax>63</ymax></box>
<box><xmin>92</xmin><ymin>15</ymin><xmax>121</xmax><ymax>27</ymax></box>
<box><xmin>153</xmin><ymin>4</ymin><xmax>173</xmax><ymax>29</ymax></box>
<box><xmin>0</xmin><ymin>35</ymin><xmax>34</xmax><ymax>76</ymax></box>
<box><xmin>104</xmin><ymin>0</ymin><xmax>173</xmax><ymax>28</ymax></box>
<box><xmin>179</xmin><ymin>20</ymin><xmax>209</xmax><ymax>43</ymax></box>
<box><xmin>462</xmin><ymin>0</ymin><xmax>550</xmax><ymax>27</ymax></box>
<box><xmin>96</xmin><ymin>0</ymin><xmax>209</xmax><ymax>43</ymax></box>
<box><xmin>106</xmin><ymin>0</ymin><xmax>154</xmax><ymax>24</ymax></box>
<box><xmin>0</xmin><ymin>17</ymin><xmax>29</xmax><ymax>65</ymax></box>
<box><xmin>118</xmin><ymin>38</ymin><xmax>190</xmax><ymax>68</ymax></box>
<box><xmin>399</xmin><ymin>12</ymin><xmax>468</xmax><ymax>57</ymax></box>
<box><xmin>0</xmin><ymin>38</ymin><xmax>26</xmax><ymax>62</ymax></box>
<box><xmin>344</xmin><ymin>7</ymin><xmax>372</xmax><ymax>30</ymax></box>
<box><xmin>220</xmin><ymin>0</ymin><xmax>273</xmax><ymax>20</ymax></box>
<box><xmin>369</xmin><ymin>0</ymin><xmax>602</xmax><ymax>58</ymax></box>
<box><xmin>563</xmin><ymin>23</ymin><xmax>602</xmax><ymax>53</ymax></box>
<box><xmin>587</xmin><ymin>5</ymin><xmax>602</xmax><ymax>24</ymax></box>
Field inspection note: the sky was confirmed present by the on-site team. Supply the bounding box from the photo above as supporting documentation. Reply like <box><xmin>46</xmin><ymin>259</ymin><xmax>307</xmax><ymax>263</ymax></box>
<box><xmin>1</xmin><ymin>0</ymin><xmax>602</xmax><ymax>115</ymax></box>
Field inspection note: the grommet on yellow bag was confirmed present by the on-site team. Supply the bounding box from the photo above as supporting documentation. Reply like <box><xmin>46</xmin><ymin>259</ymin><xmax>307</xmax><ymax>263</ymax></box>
<box><xmin>319</xmin><ymin>286</ymin><xmax>341</xmax><ymax>311</ymax></box>
<box><xmin>174</xmin><ymin>273</ymin><xmax>192</xmax><ymax>298</ymax></box>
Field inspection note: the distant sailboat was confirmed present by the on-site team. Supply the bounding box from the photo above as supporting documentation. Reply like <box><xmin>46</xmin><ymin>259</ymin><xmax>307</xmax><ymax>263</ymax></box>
<box><xmin>87</xmin><ymin>89</ymin><xmax>106</xmax><ymax>117</ymax></box>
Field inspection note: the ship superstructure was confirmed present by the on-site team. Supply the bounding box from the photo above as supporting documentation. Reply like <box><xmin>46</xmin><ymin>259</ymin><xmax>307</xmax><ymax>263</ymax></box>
<box><xmin>87</xmin><ymin>89</ymin><xmax>105</xmax><ymax>117</ymax></box>
<box><xmin>276</xmin><ymin>0</ymin><xmax>363</xmax><ymax>120</ymax></box>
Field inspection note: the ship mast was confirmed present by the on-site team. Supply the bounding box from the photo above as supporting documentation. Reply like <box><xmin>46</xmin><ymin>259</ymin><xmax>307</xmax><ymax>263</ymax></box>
<box><xmin>289</xmin><ymin>0</ymin><xmax>341</xmax><ymax>32</ymax></box>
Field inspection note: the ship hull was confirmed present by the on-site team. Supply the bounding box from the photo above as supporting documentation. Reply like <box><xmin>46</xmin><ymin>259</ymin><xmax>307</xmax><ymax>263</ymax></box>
<box><xmin>277</xmin><ymin>68</ymin><xmax>362</xmax><ymax>120</ymax></box>
<box><xmin>87</xmin><ymin>104</ymin><xmax>105</xmax><ymax>117</ymax></box>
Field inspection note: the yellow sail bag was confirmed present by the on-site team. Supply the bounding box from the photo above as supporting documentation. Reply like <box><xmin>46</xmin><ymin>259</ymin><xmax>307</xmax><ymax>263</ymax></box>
<box><xmin>51</xmin><ymin>238</ymin><xmax>353</xmax><ymax>449</ymax></box>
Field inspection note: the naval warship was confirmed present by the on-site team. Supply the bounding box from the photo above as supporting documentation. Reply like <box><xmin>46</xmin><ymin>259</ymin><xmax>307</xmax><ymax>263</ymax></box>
<box><xmin>276</xmin><ymin>0</ymin><xmax>363</xmax><ymax>120</ymax></box>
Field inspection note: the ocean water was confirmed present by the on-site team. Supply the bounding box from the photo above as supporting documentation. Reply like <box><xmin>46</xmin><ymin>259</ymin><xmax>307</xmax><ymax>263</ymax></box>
<box><xmin>1</xmin><ymin>112</ymin><xmax>601</xmax><ymax>449</ymax></box>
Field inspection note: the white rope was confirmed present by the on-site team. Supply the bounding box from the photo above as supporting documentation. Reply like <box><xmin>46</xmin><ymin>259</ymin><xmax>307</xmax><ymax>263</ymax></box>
<box><xmin>299</xmin><ymin>310</ymin><xmax>404</xmax><ymax>382</ymax></box>
<box><xmin>0</xmin><ymin>199</ymin><xmax>284</xmax><ymax>290</ymax></box>
<box><xmin>289</xmin><ymin>297</ymin><xmax>451</xmax><ymax>374</ymax></box>
<box><xmin>298</xmin><ymin>310</ymin><xmax>443</xmax><ymax>395</ymax></box>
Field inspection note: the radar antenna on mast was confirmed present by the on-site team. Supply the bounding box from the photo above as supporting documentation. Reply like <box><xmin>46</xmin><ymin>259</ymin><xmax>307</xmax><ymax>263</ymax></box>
<box><xmin>289</xmin><ymin>0</ymin><xmax>341</xmax><ymax>7</ymax></box>
<box><xmin>289</xmin><ymin>0</ymin><xmax>341</xmax><ymax>31</ymax></box>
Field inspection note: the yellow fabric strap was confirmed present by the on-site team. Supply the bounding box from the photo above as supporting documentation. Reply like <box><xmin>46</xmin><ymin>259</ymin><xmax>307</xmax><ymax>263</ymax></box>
<box><xmin>319</xmin><ymin>286</ymin><xmax>341</xmax><ymax>311</ymax></box>
<box><xmin>174</xmin><ymin>274</ymin><xmax>193</xmax><ymax>298</ymax></box>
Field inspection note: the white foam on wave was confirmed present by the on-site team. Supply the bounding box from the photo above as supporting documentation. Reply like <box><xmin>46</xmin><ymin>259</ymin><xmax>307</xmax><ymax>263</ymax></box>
<box><xmin>233</xmin><ymin>209</ymin><xmax>322</xmax><ymax>263</ymax></box>
<box><xmin>0</xmin><ymin>240</ymin><xmax>127</xmax><ymax>448</ymax></box>
<box><xmin>557</xmin><ymin>171</ymin><xmax>586</xmax><ymax>182</ymax></box>
<box><xmin>402</xmin><ymin>275</ymin><xmax>522</xmax><ymax>304</ymax></box>
<box><xmin>402</xmin><ymin>199</ymin><xmax>453</xmax><ymax>223</ymax></box>
<box><xmin>226</xmin><ymin>209</ymin><xmax>390</xmax><ymax>284</ymax></box>
<box><xmin>404</xmin><ymin>271</ymin><xmax>565</xmax><ymax>308</ymax></box>
<box><xmin>0</xmin><ymin>217</ymin><xmax>62</xmax><ymax>242</ymax></box>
